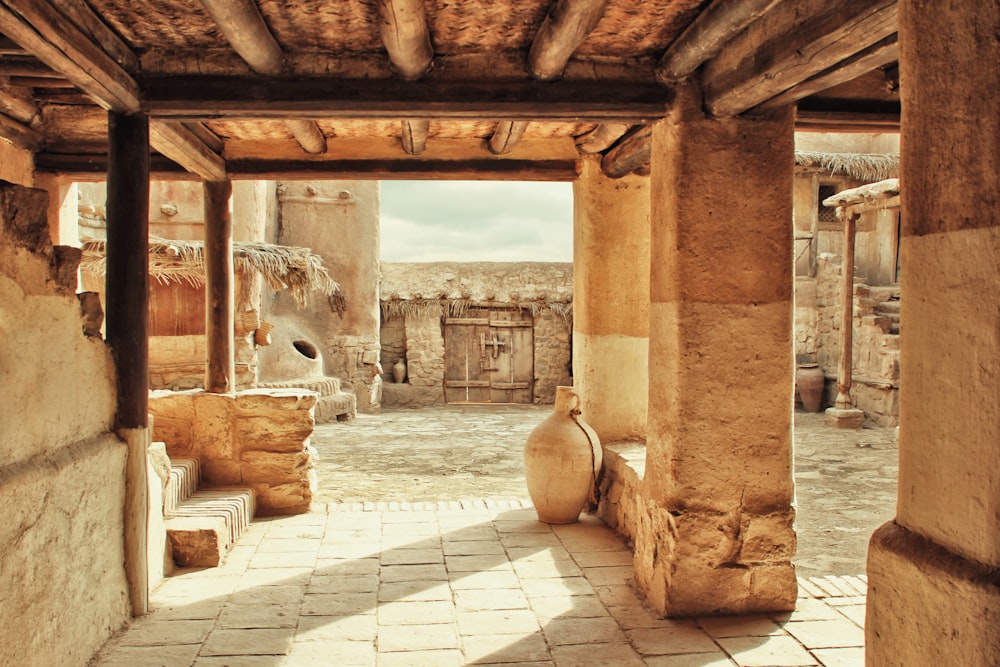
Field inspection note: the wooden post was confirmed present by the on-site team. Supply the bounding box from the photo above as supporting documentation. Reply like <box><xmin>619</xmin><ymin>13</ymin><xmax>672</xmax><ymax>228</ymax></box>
<box><xmin>204</xmin><ymin>179</ymin><xmax>235</xmax><ymax>393</ymax></box>
<box><xmin>105</xmin><ymin>110</ymin><xmax>150</xmax><ymax>616</ymax></box>
<box><xmin>834</xmin><ymin>211</ymin><xmax>859</xmax><ymax>409</ymax></box>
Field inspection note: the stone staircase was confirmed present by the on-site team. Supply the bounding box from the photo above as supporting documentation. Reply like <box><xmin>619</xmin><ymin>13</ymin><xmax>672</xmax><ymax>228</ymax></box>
<box><xmin>163</xmin><ymin>455</ymin><xmax>255</xmax><ymax>568</ymax></box>
<box><xmin>257</xmin><ymin>376</ymin><xmax>357</xmax><ymax>423</ymax></box>
<box><xmin>874</xmin><ymin>297</ymin><xmax>900</xmax><ymax>335</ymax></box>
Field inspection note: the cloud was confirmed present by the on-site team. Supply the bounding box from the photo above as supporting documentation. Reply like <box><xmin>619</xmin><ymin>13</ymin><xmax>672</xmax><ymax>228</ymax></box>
<box><xmin>379</xmin><ymin>181</ymin><xmax>573</xmax><ymax>262</ymax></box>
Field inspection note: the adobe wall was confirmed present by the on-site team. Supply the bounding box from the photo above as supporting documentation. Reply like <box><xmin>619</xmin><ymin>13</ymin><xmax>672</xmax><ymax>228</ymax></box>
<box><xmin>379</xmin><ymin>262</ymin><xmax>572</xmax><ymax>406</ymax></box>
<box><xmin>0</xmin><ymin>179</ymin><xmax>130</xmax><ymax>665</ymax></box>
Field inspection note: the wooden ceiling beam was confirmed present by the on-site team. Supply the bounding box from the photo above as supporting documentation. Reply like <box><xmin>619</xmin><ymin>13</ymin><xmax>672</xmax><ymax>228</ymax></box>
<box><xmin>141</xmin><ymin>76</ymin><xmax>670</xmax><ymax>123</ymax></box>
<box><xmin>529</xmin><ymin>0</ymin><xmax>608</xmax><ymax>81</ymax></box>
<box><xmin>0</xmin><ymin>84</ymin><xmax>37</xmax><ymax>123</ymax></box>
<box><xmin>795</xmin><ymin>110</ymin><xmax>900</xmax><ymax>133</ymax></box>
<box><xmin>401</xmin><ymin>119</ymin><xmax>429</xmax><ymax>155</ymax></box>
<box><xmin>488</xmin><ymin>121</ymin><xmax>528</xmax><ymax>155</ymax></box>
<box><xmin>0</xmin><ymin>0</ymin><xmax>140</xmax><ymax>111</ymax></box>
<box><xmin>149</xmin><ymin>120</ymin><xmax>227</xmax><ymax>181</ymax></box>
<box><xmin>377</xmin><ymin>0</ymin><xmax>433</xmax><ymax>81</ymax></box>
<box><xmin>703</xmin><ymin>0</ymin><xmax>898</xmax><ymax>117</ymax></box>
<box><xmin>0</xmin><ymin>55</ymin><xmax>64</xmax><ymax>78</ymax></box>
<box><xmin>0</xmin><ymin>109</ymin><xmax>42</xmax><ymax>150</ymax></box>
<box><xmin>656</xmin><ymin>0</ymin><xmax>780</xmax><ymax>83</ymax></box>
<box><xmin>756</xmin><ymin>35</ymin><xmax>899</xmax><ymax>112</ymax></box>
<box><xmin>199</xmin><ymin>0</ymin><xmax>327</xmax><ymax>155</ymax></box>
<box><xmin>574</xmin><ymin>123</ymin><xmax>629</xmax><ymax>154</ymax></box>
<box><xmin>49</xmin><ymin>0</ymin><xmax>138</xmax><ymax>72</ymax></box>
<box><xmin>182</xmin><ymin>121</ymin><xmax>225</xmax><ymax>153</ymax></box>
<box><xmin>600</xmin><ymin>124</ymin><xmax>651</xmax><ymax>179</ymax></box>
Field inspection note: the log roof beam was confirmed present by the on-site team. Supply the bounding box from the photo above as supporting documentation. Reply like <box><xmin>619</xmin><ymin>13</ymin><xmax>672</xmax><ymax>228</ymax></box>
<box><xmin>656</xmin><ymin>0</ymin><xmax>781</xmax><ymax>84</ymax></box>
<box><xmin>488</xmin><ymin>121</ymin><xmax>528</xmax><ymax>155</ymax></box>
<box><xmin>0</xmin><ymin>83</ymin><xmax>38</xmax><ymax>123</ymax></box>
<box><xmin>702</xmin><ymin>0</ymin><xmax>898</xmax><ymax>117</ymax></box>
<box><xmin>0</xmin><ymin>108</ymin><xmax>42</xmax><ymax>150</ymax></box>
<box><xmin>575</xmin><ymin>123</ymin><xmax>629</xmax><ymax>154</ymax></box>
<box><xmin>149</xmin><ymin>120</ymin><xmax>227</xmax><ymax>182</ymax></box>
<box><xmin>401</xmin><ymin>119</ymin><xmax>429</xmax><ymax>155</ymax></box>
<box><xmin>198</xmin><ymin>0</ymin><xmax>327</xmax><ymax>154</ymax></box>
<box><xmin>528</xmin><ymin>0</ymin><xmax>608</xmax><ymax>81</ymax></box>
<box><xmin>600</xmin><ymin>124</ymin><xmax>651</xmax><ymax>179</ymax></box>
<box><xmin>377</xmin><ymin>0</ymin><xmax>434</xmax><ymax>81</ymax></box>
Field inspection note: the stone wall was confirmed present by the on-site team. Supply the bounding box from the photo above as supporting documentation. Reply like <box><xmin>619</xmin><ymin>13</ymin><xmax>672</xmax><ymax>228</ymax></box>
<box><xmin>382</xmin><ymin>307</ymin><xmax>447</xmax><ymax>407</ymax></box>
<box><xmin>532</xmin><ymin>308</ymin><xmax>572</xmax><ymax>404</ymax></box>
<box><xmin>149</xmin><ymin>389</ymin><xmax>318</xmax><ymax>515</ymax></box>
<box><xmin>0</xmin><ymin>179</ymin><xmax>130</xmax><ymax>665</ymax></box>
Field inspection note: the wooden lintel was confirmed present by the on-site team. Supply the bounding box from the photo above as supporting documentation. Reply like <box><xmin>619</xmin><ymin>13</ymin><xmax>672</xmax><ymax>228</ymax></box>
<box><xmin>0</xmin><ymin>55</ymin><xmax>63</xmax><ymax>78</ymax></box>
<box><xmin>150</xmin><ymin>119</ymin><xmax>227</xmax><ymax>181</ymax></box>
<box><xmin>141</xmin><ymin>76</ymin><xmax>670</xmax><ymax>123</ymax></box>
<box><xmin>0</xmin><ymin>0</ymin><xmax>140</xmax><ymax>112</ymax></box>
<box><xmin>199</xmin><ymin>0</ymin><xmax>284</xmax><ymax>75</ymax></box>
<box><xmin>226</xmin><ymin>158</ymin><xmax>580</xmax><ymax>182</ymax></box>
<box><xmin>574</xmin><ymin>122</ymin><xmax>629</xmax><ymax>153</ymax></box>
<box><xmin>756</xmin><ymin>35</ymin><xmax>899</xmax><ymax>112</ymax></box>
<box><xmin>33</xmin><ymin>152</ymin><xmax>198</xmax><ymax>178</ymax></box>
<box><xmin>377</xmin><ymin>0</ymin><xmax>433</xmax><ymax>80</ymax></box>
<box><xmin>488</xmin><ymin>121</ymin><xmax>528</xmax><ymax>155</ymax></box>
<box><xmin>656</xmin><ymin>0</ymin><xmax>781</xmax><ymax>83</ymax></box>
<box><xmin>0</xmin><ymin>110</ymin><xmax>43</xmax><ymax>150</ymax></box>
<box><xmin>600</xmin><ymin>124</ymin><xmax>652</xmax><ymax>179</ymax></box>
<box><xmin>285</xmin><ymin>119</ymin><xmax>327</xmax><ymax>154</ymax></box>
<box><xmin>528</xmin><ymin>0</ymin><xmax>608</xmax><ymax>81</ymax></box>
<box><xmin>703</xmin><ymin>0</ymin><xmax>898</xmax><ymax>117</ymax></box>
<box><xmin>401</xmin><ymin>119</ymin><xmax>429</xmax><ymax>155</ymax></box>
<box><xmin>0</xmin><ymin>84</ymin><xmax>38</xmax><ymax>123</ymax></box>
<box><xmin>795</xmin><ymin>110</ymin><xmax>900</xmax><ymax>133</ymax></box>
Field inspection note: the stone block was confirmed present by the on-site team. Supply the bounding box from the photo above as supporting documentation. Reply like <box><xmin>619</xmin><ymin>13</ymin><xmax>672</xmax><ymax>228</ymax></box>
<box><xmin>251</xmin><ymin>481</ymin><xmax>313</xmax><ymax>515</ymax></box>
<box><xmin>824</xmin><ymin>407</ymin><xmax>864</xmax><ymax>429</ymax></box>
<box><xmin>235</xmin><ymin>388</ymin><xmax>317</xmax><ymax>412</ymax></box>
<box><xmin>237</xmin><ymin>413</ymin><xmax>313</xmax><ymax>453</ymax></box>
<box><xmin>201</xmin><ymin>460</ymin><xmax>243</xmax><ymax>485</ymax></box>
<box><xmin>739</xmin><ymin>512</ymin><xmax>796</xmax><ymax>564</ymax></box>
<box><xmin>193</xmin><ymin>392</ymin><xmax>236</xmax><ymax>459</ymax></box>
<box><xmin>240</xmin><ymin>450</ymin><xmax>312</xmax><ymax>484</ymax></box>
<box><xmin>166</xmin><ymin>515</ymin><xmax>229</xmax><ymax>567</ymax></box>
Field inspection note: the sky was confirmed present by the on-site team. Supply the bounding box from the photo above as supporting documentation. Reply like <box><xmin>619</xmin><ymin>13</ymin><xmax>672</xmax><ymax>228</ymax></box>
<box><xmin>379</xmin><ymin>181</ymin><xmax>574</xmax><ymax>263</ymax></box>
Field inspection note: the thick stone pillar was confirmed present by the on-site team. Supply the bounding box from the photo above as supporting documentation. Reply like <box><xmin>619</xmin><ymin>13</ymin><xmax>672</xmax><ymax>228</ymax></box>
<box><xmin>866</xmin><ymin>2</ymin><xmax>1000</xmax><ymax>664</ymax></box>
<box><xmin>634</xmin><ymin>88</ymin><xmax>797</xmax><ymax>616</ymax></box>
<box><xmin>572</xmin><ymin>156</ymin><xmax>650</xmax><ymax>441</ymax></box>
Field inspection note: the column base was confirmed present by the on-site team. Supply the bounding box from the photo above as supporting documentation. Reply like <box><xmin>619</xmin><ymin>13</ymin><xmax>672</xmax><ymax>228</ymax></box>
<box><xmin>824</xmin><ymin>407</ymin><xmax>864</xmax><ymax>429</ymax></box>
<box><xmin>867</xmin><ymin>521</ymin><xmax>1000</xmax><ymax>666</ymax></box>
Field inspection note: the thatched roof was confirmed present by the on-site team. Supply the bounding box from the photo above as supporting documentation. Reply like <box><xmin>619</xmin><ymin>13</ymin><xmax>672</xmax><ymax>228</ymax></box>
<box><xmin>81</xmin><ymin>238</ymin><xmax>344</xmax><ymax>311</ymax></box>
<box><xmin>822</xmin><ymin>178</ymin><xmax>900</xmax><ymax>209</ymax></box>
<box><xmin>795</xmin><ymin>151</ymin><xmax>900</xmax><ymax>182</ymax></box>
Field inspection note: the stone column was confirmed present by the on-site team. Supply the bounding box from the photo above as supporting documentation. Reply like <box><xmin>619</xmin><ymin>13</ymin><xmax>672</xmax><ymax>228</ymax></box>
<box><xmin>634</xmin><ymin>87</ymin><xmax>797</xmax><ymax>616</ymax></box>
<box><xmin>572</xmin><ymin>155</ymin><xmax>650</xmax><ymax>441</ymax></box>
<box><xmin>866</xmin><ymin>2</ymin><xmax>1000</xmax><ymax>663</ymax></box>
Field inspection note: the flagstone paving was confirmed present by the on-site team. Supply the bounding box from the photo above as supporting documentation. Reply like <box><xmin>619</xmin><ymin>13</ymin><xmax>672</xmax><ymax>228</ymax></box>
<box><xmin>92</xmin><ymin>506</ymin><xmax>868</xmax><ymax>666</ymax></box>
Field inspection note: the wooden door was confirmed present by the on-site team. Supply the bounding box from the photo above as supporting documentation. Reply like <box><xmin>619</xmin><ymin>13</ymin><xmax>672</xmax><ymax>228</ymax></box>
<box><xmin>444</xmin><ymin>308</ymin><xmax>534</xmax><ymax>404</ymax></box>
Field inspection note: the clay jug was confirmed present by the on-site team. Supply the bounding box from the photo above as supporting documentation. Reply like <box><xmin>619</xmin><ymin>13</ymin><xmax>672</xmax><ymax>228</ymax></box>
<box><xmin>796</xmin><ymin>363</ymin><xmax>825</xmax><ymax>412</ymax></box>
<box><xmin>393</xmin><ymin>358</ymin><xmax>406</xmax><ymax>383</ymax></box>
<box><xmin>524</xmin><ymin>386</ymin><xmax>603</xmax><ymax>524</ymax></box>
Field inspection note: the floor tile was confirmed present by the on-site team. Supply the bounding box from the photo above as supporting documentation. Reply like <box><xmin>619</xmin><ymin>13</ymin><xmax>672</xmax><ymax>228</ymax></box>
<box><xmin>446</xmin><ymin>554</ymin><xmax>515</xmax><ymax>572</ymax></box>
<box><xmin>449</xmin><ymin>570</ymin><xmax>522</xmax><ymax>590</ymax></box>
<box><xmin>377</xmin><ymin>600</ymin><xmax>457</xmax><ymax>625</ymax></box>
<box><xmin>462</xmin><ymin>632</ymin><xmax>551</xmax><ymax>664</ymax></box>
<box><xmin>308</xmin><ymin>573</ymin><xmax>379</xmax><ymax>593</ymax></box>
<box><xmin>454</xmin><ymin>588</ymin><xmax>530</xmax><ymax>611</ymax></box>
<box><xmin>642</xmin><ymin>653</ymin><xmax>738</xmax><ymax>667</ymax></box>
<box><xmin>811</xmin><ymin>646</ymin><xmax>866</xmax><ymax>667</ymax></box>
<box><xmin>199</xmin><ymin>627</ymin><xmax>295</xmax><ymax>656</ymax></box>
<box><xmin>550</xmin><ymin>642</ymin><xmax>645</xmax><ymax>666</ymax></box>
<box><xmin>379</xmin><ymin>563</ymin><xmax>448</xmax><ymax>582</ymax></box>
<box><xmin>529</xmin><ymin>594</ymin><xmax>610</xmax><ymax>620</ymax></box>
<box><xmin>443</xmin><ymin>540</ymin><xmax>506</xmax><ymax>556</ymax></box>
<box><xmin>117</xmin><ymin>619</ymin><xmax>214</xmax><ymax>646</ymax></box>
<box><xmin>378</xmin><ymin>623</ymin><xmax>460</xmax><ymax>652</ymax></box>
<box><xmin>627</xmin><ymin>626</ymin><xmax>719</xmax><ymax>656</ymax></box>
<box><xmin>300</xmin><ymin>591</ymin><xmax>377</xmax><ymax>616</ymax></box>
<box><xmin>457</xmin><ymin>609</ymin><xmax>541</xmax><ymax>635</ymax></box>
<box><xmin>521</xmin><ymin>576</ymin><xmax>596</xmax><ymax>598</ymax></box>
<box><xmin>377</xmin><ymin>649</ymin><xmax>466</xmax><ymax>666</ymax></box>
<box><xmin>513</xmin><ymin>559</ymin><xmax>583</xmax><ymax>579</ymax></box>
<box><xmin>542</xmin><ymin>616</ymin><xmax>627</xmax><ymax>645</ymax></box>
<box><xmin>93</xmin><ymin>645</ymin><xmax>201</xmax><ymax>666</ymax></box>
<box><xmin>378</xmin><ymin>580</ymin><xmax>453</xmax><ymax>602</ymax></box>
<box><xmin>380</xmin><ymin>548</ymin><xmax>444</xmax><ymax>566</ymax></box>
<box><xmin>697</xmin><ymin>614</ymin><xmax>785</xmax><ymax>638</ymax></box>
<box><xmin>215</xmin><ymin>603</ymin><xmax>300</xmax><ymax>628</ymax></box>
<box><xmin>295</xmin><ymin>614</ymin><xmax>377</xmax><ymax>641</ymax></box>
<box><xmin>716</xmin><ymin>635</ymin><xmax>820</xmax><ymax>667</ymax></box>
<box><xmin>783</xmin><ymin>619</ymin><xmax>866</xmax><ymax>649</ymax></box>
<box><xmin>285</xmin><ymin>639</ymin><xmax>375</xmax><ymax>666</ymax></box>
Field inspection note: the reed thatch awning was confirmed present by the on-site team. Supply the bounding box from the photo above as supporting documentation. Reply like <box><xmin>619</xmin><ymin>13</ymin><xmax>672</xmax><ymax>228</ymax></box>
<box><xmin>81</xmin><ymin>237</ymin><xmax>344</xmax><ymax>311</ymax></box>
<box><xmin>795</xmin><ymin>151</ymin><xmax>900</xmax><ymax>182</ymax></box>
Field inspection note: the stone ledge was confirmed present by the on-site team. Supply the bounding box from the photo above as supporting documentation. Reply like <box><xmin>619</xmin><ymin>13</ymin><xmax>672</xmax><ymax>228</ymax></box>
<box><xmin>596</xmin><ymin>440</ymin><xmax>646</xmax><ymax>544</ymax></box>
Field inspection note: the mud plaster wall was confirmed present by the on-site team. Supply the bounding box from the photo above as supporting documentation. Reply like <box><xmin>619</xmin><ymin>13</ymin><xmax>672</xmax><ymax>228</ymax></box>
<box><xmin>0</xmin><ymin>180</ymin><xmax>130</xmax><ymax>665</ymax></box>
<box><xmin>266</xmin><ymin>181</ymin><xmax>381</xmax><ymax>411</ymax></box>
<box><xmin>379</xmin><ymin>262</ymin><xmax>572</xmax><ymax>406</ymax></box>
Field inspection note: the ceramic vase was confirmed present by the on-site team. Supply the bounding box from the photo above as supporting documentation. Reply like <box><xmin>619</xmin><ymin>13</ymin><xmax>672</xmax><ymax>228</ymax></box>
<box><xmin>524</xmin><ymin>386</ymin><xmax>603</xmax><ymax>524</ymax></box>
<box><xmin>393</xmin><ymin>358</ymin><xmax>406</xmax><ymax>383</ymax></box>
<box><xmin>796</xmin><ymin>363</ymin><xmax>825</xmax><ymax>412</ymax></box>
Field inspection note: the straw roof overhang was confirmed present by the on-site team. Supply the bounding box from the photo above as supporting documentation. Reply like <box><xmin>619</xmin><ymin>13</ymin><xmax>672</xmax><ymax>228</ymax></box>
<box><xmin>795</xmin><ymin>151</ymin><xmax>900</xmax><ymax>183</ymax></box>
<box><xmin>4</xmin><ymin>0</ymin><xmax>900</xmax><ymax>181</ymax></box>
<box><xmin>80</xmin><ymin>237</ymin><xmax>345</xmax><ymax>311</ymax></box>
<box><xmin>822</xmin><ymin>178</ymin><xmax>900</xmax><ymax>214</ymax></box>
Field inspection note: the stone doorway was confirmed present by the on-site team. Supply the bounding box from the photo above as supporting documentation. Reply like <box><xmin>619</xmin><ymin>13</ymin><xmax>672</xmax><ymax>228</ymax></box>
<box><xmin>444</xmin><ymin>307</ymin><xmax>534</xmax><ymax>404</ymax></box>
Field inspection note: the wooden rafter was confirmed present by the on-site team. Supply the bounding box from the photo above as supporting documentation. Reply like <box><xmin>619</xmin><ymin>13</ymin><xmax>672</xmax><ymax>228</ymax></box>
<box><xmin>0</xmin><ymin>84</ymin><xmax>38</xmax><ymax>123</ymax></box>
<box><xmin>703</xmin><ymin>0</ymin><xmax>898</xmax><ymax>117</ymax></box>
<box><xmin>0</xmin><ymin>0</ymin><xmax>140</xmax><ymax>111</ymax></box>
<box><xmin>377</xmin><ymin>0</ymin><xmax>433</xmax><ymax>81</ymax></box>
<box><xmin>0</xmin><ymin>109</ymin><xmax>42</xmax><ymax>149</ymax></box>
<box><xmin>142</xmin><ymin>76</ymin><xmax>670</xmax><ymax>123</ymax></box>
<box><xmin>528</xmin><ymin>0</ymin><xmax>608</xmax><ymax>81</ymax></box>
<box><xmin>49</xmin><ymin>0</ymin><xmax>138</xmax><ymax>72</ymax></box>
<box><xmin>182</xmin><ymin>121</ymin><xmax>225</xmax><ymax>153</ymax></box>
<box><xmin>198</xmin><ymin>0</ymin><xmax>327</xmax><ymax>154</ymax></box>
<box><xmin>401</xmin><ymin>119</ymin><xmax>429</xmax><ymax>155</ymax></box>
<box><xmin>488</xmin><ymin>121</ymin><xmax>528</xmax><ymax>155</ymax></box>
<box><xmin>149</xmin><ymin>120</ymin><xmax>227</xmax><ymax>181</ymax></box>
<box><xmin>600</xmin><ymin>124</ymin><xmax>652</xmax><ymax>179</ymax></box>
<box><xmin>575</xmin><ymin>123</ymin><xmax>629</xmax><ymax>153</ymax></box>
<box><xmin>656</xmin><ymin>0</ymin><xmax>781</xmax><ymax>83</ymax></box>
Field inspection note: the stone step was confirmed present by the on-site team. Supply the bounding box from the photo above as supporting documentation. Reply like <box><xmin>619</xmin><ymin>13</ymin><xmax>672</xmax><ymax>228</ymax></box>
<box><xmin>163</xmin><ymin>457</ymin><xmax>200</xmax><ymax>515</ymax></box>
<box><xmin>316</xmin><ymin>392</ymin><xmax>357</xmax><ymax>423</ymax></box>
<box><xmin>259</xmin><ymin>376</ymin><xmax>343</xmax><ymax>396</ymax></box>
<box><xmin>876</xmin><ymin>300</ymin><xmax>900</xmax><ymax>314</ymax></box>
<box><xmin>166</xmin><ymin>487</ymin><xmax>255</xmax><ymax>568</ymax></box>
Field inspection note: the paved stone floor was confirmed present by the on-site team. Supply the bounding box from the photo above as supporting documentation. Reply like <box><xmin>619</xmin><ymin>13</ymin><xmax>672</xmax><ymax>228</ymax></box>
<box><xmin>91</xmin><ymin>406</ymin><xmax>895</xmax><ymax>666</ymax></box>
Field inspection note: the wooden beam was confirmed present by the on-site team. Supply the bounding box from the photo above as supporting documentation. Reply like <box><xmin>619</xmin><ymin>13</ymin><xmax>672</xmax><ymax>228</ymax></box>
<box><xmin>794</xmin><ymin>109</ymin><xmax>900</xmax><ymax>133</ymax></box>
<box><xmin>0</xmin><ymin>83</ymin><xmax>38</xmax><ymax>123</ymax></box>
<box><xmin>376</xmin><ymin>0</ymin><xmax>433</xmax><ymax>80</ymax></box>
<box><xmin>703</xmin><ymin>0</ymin><xmax>898</xmax><ymax>117</ymax></box>
<box><xmin>488</xmin><ymin>121</ymin><xmax>528</xmax><ymax>155</ymax></box>
<box><xmin>204</xmin><ymin>179</ymin><xmax>235</xmax><ymax>394</ymax></box>
<box><xmin>600</xmin><ymin>124</ymin><xmax>652</xmax><ymax>179</ymax></box>
<box><xmin>34</xmin><ymin>151</ymin><xmax>198</xmax><ymax>178</ymax></box>
<box><xmin>0</xmin><ymin>55</ymin><xmax>63</xmax><ymax>78</ymax></box>
<box><xmin>0</xmin><ymin>109</ymin><xmax>42</xmax><ymax>149</ymax></box>
<box><xmin>656</xmin><ymin>0</ymin><xmax>781</xmax><ymax>83</ymax></box>
<box><xmin>198</xmin><ymin>0</ymin><xmax>283</xmax><ymax>75</ymax></box>
<box><xmin>285</xmin><ymin>118</ymin><xmax>327</xmax><ymax>154</ymax></box>
<box><xmin>182</xmin><ymin>121</ymin><xmax>225</xmax><ymax>153</ymax></box>
<box><xmin>401</xmin><ymin>119</ymin><xmax>429</xmax><ymax>155</ymax></box>
<box><xmin>528</xmin><ymin>0</ymin><xmax>607</xmax><ymax>81</ymax></box>
<box><xmin>574</xmin><ymin>123</ymin><xmax>629</xmax><ymax>153</ymax></box>
<box><xmin>0</xmin><ymin>0</ymin><xmax>140</xmax><ymax>111</ymax></box>
<box><xmin>149</xmin><ymin>120</ymin><xmax>227</xmax><ymax>181</ymax></box>
<box><xmin>756</xmin><ymin>35</ymin><xmax>899</xmax><ymax>112</ymax></box>
<box><xmin>142</xmin><ymin>76</ymin><xmax>671</xmax><ymax>123</ymax></box>
<box><xmin>49</xmin><ymin>0</ymin><xmax>139</xmax><ymax>72</ymax></box>
<box><xmin>0</xmin><ymin>36</ymin><xmax>24</xmax><ymax>55</ymax></box>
